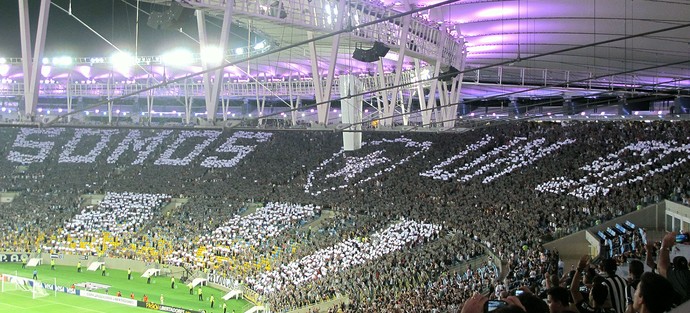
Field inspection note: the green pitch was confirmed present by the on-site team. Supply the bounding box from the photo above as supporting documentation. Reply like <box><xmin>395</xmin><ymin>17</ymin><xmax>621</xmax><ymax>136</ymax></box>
<box><xmin>0</xmin><ymin>263</ymin><xmax>254</xmax><ymax>313</ymax></box>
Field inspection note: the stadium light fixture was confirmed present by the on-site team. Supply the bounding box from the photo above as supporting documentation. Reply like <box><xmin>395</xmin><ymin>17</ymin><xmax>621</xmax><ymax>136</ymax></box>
<box><xmin>235</xmin><ymin>47</ymin><xmax>244</xmax><ymax>55</ymax></box>
<box><xmin>420</xmin><ymin>68</ymin><xmax>431</xmax><ymax>80</ymax></box>
<box><xmin>0</xmin><ymin>58</ymin><xmax>6</xmax><ymax>64</ymax></box>
<box><xmin>110</xmin><ymin>51</ymin><xmax>136</xmax><ymax>72</ymax></box>
<box><xmin>161</xmin><ymin>49</ymin><xmax>194</xmax><ymax>67</ymax></box>
<box><xmin>200</xmin><ymin>46</ymin><xmax>223</xmax><ymax>66</ymax></box>
<box><xmin>253</xmin><ymin>41</ymin><xmax>266</xmax><ymax>50</ymax></box>
<box><xmin>52</xmin><ymin>56</ymin><xmax>72</xmax><ymax>66</ymax></box>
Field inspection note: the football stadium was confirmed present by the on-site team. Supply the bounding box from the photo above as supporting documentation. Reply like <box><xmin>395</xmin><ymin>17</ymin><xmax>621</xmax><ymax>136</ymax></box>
<box><xmin>1</xmin><ymin>1</ymin><xmax>690</xmax><ymax>313</ymax></box>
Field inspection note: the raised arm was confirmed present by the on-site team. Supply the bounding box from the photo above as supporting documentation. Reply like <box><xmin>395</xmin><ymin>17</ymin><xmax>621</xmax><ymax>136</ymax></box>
<box><xmin>570</xmin><ymin>254</ymin><xmax>590</xmax><ymax>304</ymax></box>
<box><xmin>644</xmin><ymin>242</ymin><xmax>657</xmax><ymax>271</ymax></box>
<box><xmin>658</xmin><ymin>232</ymin><xmax>676</xmax><ymax>278</ymax></box>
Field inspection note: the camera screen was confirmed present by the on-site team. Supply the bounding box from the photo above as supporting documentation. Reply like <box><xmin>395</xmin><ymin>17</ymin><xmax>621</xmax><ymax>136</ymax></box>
<box><xmin>487</xmin><ymin>300</ymin><xmax>508</xmax><ymax>312</ymax></box>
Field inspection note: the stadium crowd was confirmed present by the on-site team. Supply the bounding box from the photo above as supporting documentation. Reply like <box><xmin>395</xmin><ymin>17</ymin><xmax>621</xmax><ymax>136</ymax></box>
<box><xmin>0</xmin><ymin>120</ymin><xmax>689</xmax><ymax>312</ymax></box>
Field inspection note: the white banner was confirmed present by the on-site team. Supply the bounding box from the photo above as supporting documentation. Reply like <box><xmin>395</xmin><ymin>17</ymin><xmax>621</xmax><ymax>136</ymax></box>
<box><xmin>79</xmin><ymin>290</ymin><xmax>137</xmax><ymax>307</ymax></box>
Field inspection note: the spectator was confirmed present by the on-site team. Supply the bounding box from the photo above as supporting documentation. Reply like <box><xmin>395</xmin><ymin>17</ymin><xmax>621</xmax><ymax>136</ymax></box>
<box><xmin>630</xmin><ymin>272</ymin><xmax>675</xmax><ymax>313</ymax></box>
<box><xmin>570</xmin><ymin>255</ymin><xmax>615</xmax><ymax>313</ymax></box>
<box><xmin>547</xmin><ymin>287</ymin><xmax>576</xmax><ymax>313</ymax></box>
<box><xmin>657</xmin><ymin>232</ymin><xmax>690</xmax><ymax>305</ymax></box>
<box><xmin>601</xmin><ymin>258</ymin><xmax>627</xmax><ymax>313</ymax></box>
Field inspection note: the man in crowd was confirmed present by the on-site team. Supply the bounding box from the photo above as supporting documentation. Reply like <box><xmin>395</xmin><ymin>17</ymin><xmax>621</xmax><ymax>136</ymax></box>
<box><xmin>628</xmin><ymin>272</ymin><xmax>675</xmax><ymax>313</ymax></box>
<box><xmin>547</xmin><ymin>286</ymin><xmax>576</xmax><ymax>313</ymax></box>
<box><xmin>601</xmin><ymin>258</ymin><xmax>627</xmax><ymax>313</ymax></box>
<box><xmin>657</xmin><ymin>232</ymin><xmax>690</xmax><ymax>305</ymax></box>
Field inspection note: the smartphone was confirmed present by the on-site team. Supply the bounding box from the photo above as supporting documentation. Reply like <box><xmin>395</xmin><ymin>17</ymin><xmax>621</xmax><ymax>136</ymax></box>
<box><xmin>485</xmin><ymin>300</ymin><xmax>509</xmax><ymax>313</ymax></box>
<box><xmin>514</xmin><ymin>289</ymin><xmax>524</xmax><ymax>296</ymax></box>
<box><xmin>675</xmin><ymin>234</ymin><xmax>688</xmax><ymax>243</ymax></box>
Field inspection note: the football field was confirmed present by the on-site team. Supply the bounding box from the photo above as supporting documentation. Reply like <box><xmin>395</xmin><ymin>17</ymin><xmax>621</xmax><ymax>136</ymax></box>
<box><xmin>0</xmin><ymin>262</ymin><xmax>254</xmax><ymax>313</ymax></box>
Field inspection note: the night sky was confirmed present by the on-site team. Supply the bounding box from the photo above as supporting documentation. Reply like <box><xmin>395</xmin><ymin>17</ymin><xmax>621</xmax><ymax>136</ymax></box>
<box><xmin>0</xmin><ymin>0</ymin><xmax>248</xmax><ymax>58</ymax></box>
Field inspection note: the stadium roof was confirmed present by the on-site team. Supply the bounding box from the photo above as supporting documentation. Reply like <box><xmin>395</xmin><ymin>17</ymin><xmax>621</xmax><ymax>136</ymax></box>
<box><xmin>0</xmin><ymin>0</ymin><xmax>689</xmax><ymax>124</ymax></box>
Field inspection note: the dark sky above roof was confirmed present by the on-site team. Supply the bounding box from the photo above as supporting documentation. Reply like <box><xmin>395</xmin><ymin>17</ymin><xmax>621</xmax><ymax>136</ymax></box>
<box><xmin>0</xmin><ymin>0</ymin><xmax>250</xmax><ymax>58</ymax></box>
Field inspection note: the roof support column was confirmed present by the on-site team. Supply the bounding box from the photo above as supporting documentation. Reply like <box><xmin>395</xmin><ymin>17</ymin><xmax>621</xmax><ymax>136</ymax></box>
<box><xmin>307</xmin><ymin>31</ymin><xmax>324</xmax><ymax>123</ymax></box>
<box><xmin>66</xmin><ymin>73</ymin><xmax>73</xmax><ymax>123</ymax></box>
<box><xmin>107</xmin><ymin>73</ymin><xmax>113</xmax><ymax>125</ymax></box>
<box><xmin>197</xmin><ymin>2</ymin><xmax>233</xmax><ymax>125</ymax></box>
<box><xmin>386</xmin><ymin>13</ymin><xmax>412</xmax><ymax>126</ymax></box>
<box><xmin>146</xmin><ymin>76</ymin><xmax>154</xmax><ymax>126</ymax></box>
<box><xmin>425</xmin><ymin>44</ymin><xmax>446</xmax><ymax>127</ymax></box>
<box><xmin>339</xmin><ymin>74</ymin><xmax>363</xmax><ymax>151</ymax></box>
<box><xmin>309</xmin><ymin>0</ymin><xmax>345</xmax><ymax>125</ymax></box>
<box><xmin>18</xmin><ymin>0</ymin><xmax>51</xmax><ymax>122</ymax></box>
<box><xmin>184</xmin><ymin>79</ymin><xmax>193</xmax><ymax>125</ymax></box>
<box><xmin>288</xmin><ymin>76</ymin><xmax>298</xmax><ymax>126</ymax></box>
<box><xmin>375</xmin><ymin>60</ymin><xmax>391</xmax><ymax>126</ymax></box>
<box><xmin>413</xmin><ymin>59</ymin><xmax>431</xmax><ymax>126</ymax></box>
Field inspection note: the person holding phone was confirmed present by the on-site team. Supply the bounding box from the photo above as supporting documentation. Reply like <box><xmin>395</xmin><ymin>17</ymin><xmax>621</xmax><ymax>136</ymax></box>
<box><xmin>570</xmin><ymin>255</ymin><xmax>615</xmax><ymax>313</ymax></box>
<box><xmin>460</xmin><ymin>292</ymin><xmax>526</xmax><ymax>313</ymax></box>
<box><xmin>657</xmin><ymin>232</ymin><xmax>690</xmax><ymax>305</ymax></box>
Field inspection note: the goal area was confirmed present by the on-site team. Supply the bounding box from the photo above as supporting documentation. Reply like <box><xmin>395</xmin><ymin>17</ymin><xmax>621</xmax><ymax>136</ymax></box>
<box><xmin>1</xmin><ymin>273</ymin><xmax>54</xmax><ymax>299</ymax></box>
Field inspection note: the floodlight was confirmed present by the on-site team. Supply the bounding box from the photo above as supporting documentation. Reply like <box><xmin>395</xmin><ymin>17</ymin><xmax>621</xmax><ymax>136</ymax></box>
<box><xmin>110</xmin><ymin>51</ymin><xmax>136</xmax><ymax>72</ymax></box>
<box><xmin>0</xmin><ymin>58</ymin><xmax>6</xmax><ymax>64</ymax></box>
<box><xmin>200</xmin><ymin>46</ymin><xmax>223</xmax><ymax>65</ymax></box>
<box><xmin>420</xmin><ymin>69</ymin><xmax>431</xmax><ymax>80</ymax></box>
<box><xmin>52</xmin><ymin>56</ymin><xmax>72</xmax><ymax>66</ymax></box>
<box><xmin>253</xmin><ymin>41</ymin><xmax>266</xmax><ymax>50</ymax></box>
<box><xmin>42</xmin><ymin>57</ymin><xmax>50</xmax><ymax>65</ymax></box>
<box><xmin>161</xmin><ymin>49</ymin><xmax>194</xmax><ymax>67</ymax></box>
<box><xmin>235</xmin><ymin>47</ymin><xmax>244</xmax><ymax>55</ymax></box>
